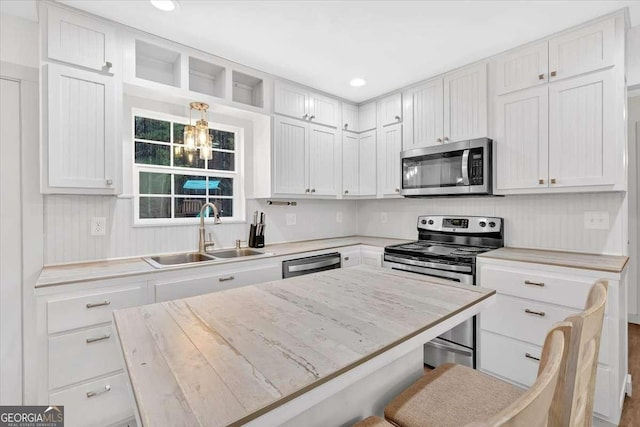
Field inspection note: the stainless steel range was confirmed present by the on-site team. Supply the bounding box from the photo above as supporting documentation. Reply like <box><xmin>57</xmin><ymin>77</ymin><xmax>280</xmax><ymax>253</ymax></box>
<box><xmin>383</xmin><ymin>215</ymin><xmax>504</xmax><ymax>368</ymax></box>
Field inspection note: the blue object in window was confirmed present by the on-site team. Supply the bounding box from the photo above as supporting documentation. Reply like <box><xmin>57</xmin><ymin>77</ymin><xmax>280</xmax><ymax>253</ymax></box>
<box><xmin>183</xmin><ymin>179</ymin><xmax>220</xmax><ymax>190</ymax></box>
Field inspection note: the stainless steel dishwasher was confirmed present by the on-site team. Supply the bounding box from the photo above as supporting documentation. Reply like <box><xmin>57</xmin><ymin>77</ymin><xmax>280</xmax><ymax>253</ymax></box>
<box><xmin>282</xmin><ymin>252</ymin><xmax>342</xmax><ymax>278</ymax></box>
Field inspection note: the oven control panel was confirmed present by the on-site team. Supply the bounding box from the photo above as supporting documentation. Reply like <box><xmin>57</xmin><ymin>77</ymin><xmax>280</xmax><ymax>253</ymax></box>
<box><xmin>418</xmin><ymin>216</ymin><xmax>502</xmax><ymax>233</ymax></box>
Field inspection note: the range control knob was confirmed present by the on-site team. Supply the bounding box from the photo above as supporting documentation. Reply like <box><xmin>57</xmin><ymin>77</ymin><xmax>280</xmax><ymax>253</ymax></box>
<box><xmin>489</xmin><ymin>221</ymin><xmax>496</xmax><ymax>228</ymax></box>
<box><xmin>421</xmin><ymin>219</ymin><xmax>427</xmax><ymax>225</ymax></box>
<box><xmin>428</xmin><ymin>220</ymin><xmax>434</xmax><ymax>225</ymax></box>
<box><xmin>479</xmin><ymin>221</ymin><xmax>487</xmax><ymax>228</ymax></box>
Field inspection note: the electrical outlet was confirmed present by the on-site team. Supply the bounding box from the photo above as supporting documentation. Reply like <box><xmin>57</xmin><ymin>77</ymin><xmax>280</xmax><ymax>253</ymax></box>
<box><xmin>286</xmin><ymin>213</ymin><xmax>297</xmax><ymax>226</ymax></box>
<box><xmin>91</xmin><ymin>217</ymin><xmax>106</xmax><ymax>236</ymax></box>
<box><xmin>381</xmin><ymin>212</ymin><xmax>388</xmax><ymax>224</ymax></box>
<box><xmin>584</xmin><ymin>211</ymin><xmax>609</xmax><ymax>230</ymax></box>
<box><xmin>336</xmin><ymin>211</ymin><xmax>343</xmax><ymax>223</ymax></box>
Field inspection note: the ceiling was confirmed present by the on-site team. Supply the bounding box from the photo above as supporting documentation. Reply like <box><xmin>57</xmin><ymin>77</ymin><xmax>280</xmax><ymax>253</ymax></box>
<box><xmin>15</xmin><ymin>1</ymin><xmax>640</xmax><ymax>102</ymax></box>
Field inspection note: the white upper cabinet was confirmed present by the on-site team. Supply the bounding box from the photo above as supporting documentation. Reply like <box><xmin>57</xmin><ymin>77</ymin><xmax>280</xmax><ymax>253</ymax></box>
<box><xmin>308</xmin><ymin>125</ymin><xmax>338</xmax><ymax>195</ymax></box>
<box><xmin>378</xmin><ymin>123</ymin><xmax>402</xmax><ymax>196</ymax></box>
<box><xmin>378</xmin><ymin>93</ymin><xmax>403</xmax><ymax>127</ymax></box>
<box><xmin>342</xmin><ymin>133</ymin><xmax>359</xmax><ymax>196</ymax></box>
<box><xmin>359</xmin><ymin>130</ymin><xmax>377</xmax><ymax>196</ymax></box>
<box><xmin>402</xmin><ymin>78</ymin><xmax>444</xmax><ymax>150</ymax></box>
<box><xmin>548</xmin><ymin>18</ymin><xmax>615</xmax><ymax>81</ymax></box>
<box><xmin>274</xmin><ymin>81</ymin><xmax>338</xmax><ymax>127</ymax></box>
<box><xmin>342</xmin><ymin>103</ymin><xmax>359</xmax><ymax>132</ymax></box>
<box><xmin>495</xmin><ymin>86</ymin><xmax>549</xmax><ymax>191</ymax></box>
<box><xmin>45</xmin><ymin>64</ymin><xmax>117</xmax><ymax>193</ymax></box>
<box><xmin>548</xmin><ymin>69</ymin><xmax>616</xmax><ymax>188</ymax></box>
<box><xmin>47</xmin><ymin>6</ymin><xmax>116</xmax><ymax>73</ymax></box>
<box><xmin>273</xmin><ymin>116</ymin><xmax>308</xmax><ymax>195</ymax></box>
<box><xmin>495</xmin><ymin>42</ymin><xmax>549</xmax><ymax>95</ymax></box>
<box><xmin>359</xmin><ymin>101</ymin><xmax>377</xmax><ymax>131</ymax></box>
<box><xmin>443</xmin><ymin>62</ymin><xmax>488</xmax><ymax>142</ymax></box>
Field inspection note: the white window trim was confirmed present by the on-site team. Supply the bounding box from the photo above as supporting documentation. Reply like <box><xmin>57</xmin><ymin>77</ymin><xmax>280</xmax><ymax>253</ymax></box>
<box><xmin>132</xmin><ymin>108</ymin><xmax>245</xmax><ymax>226</ymax></box>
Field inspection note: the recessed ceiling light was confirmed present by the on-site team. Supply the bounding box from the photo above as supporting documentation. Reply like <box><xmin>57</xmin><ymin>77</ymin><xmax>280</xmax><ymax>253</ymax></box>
<box><xmin>350</xmin><ymin>78</ymin><xmax>367</xmax><ymax>87</ymax></box>
<box><xmin>150</xmin><ymin>0</ymin><xmax>177</xmax><ymax>11</ymax></box>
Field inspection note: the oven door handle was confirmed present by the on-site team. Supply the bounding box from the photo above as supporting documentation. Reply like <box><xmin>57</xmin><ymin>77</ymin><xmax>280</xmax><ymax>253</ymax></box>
<box><xmin>426</xmin><ymin>338</ymin><xmax>473</xmax><ymax>357</ymax></box>
<box><xmin>461</xmin><ymin>149</ymin><xmax>470</xmax><ymax>186</ymax></box>
<box><xmin>384</xmin><ymin>262</ymin><xmax>473</xmax><ymax>284</ymax></box>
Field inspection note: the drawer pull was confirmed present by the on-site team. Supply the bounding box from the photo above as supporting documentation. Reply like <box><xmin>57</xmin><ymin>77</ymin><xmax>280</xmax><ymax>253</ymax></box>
<box><xmin>219</xmin><ymin>276</ymin><xmax>235</xmax><ymax>282</ymax></box>
<box><xmin>86</xmin><ymin>334</ymin><xmax>111</xmax><ymax>344</ymax></box>
<box><xmin>525</xmin><ymin>353</ymin><xmax>540</xmax><ymax>362</ymax></box>
<box><xmin>524</xmin><ymin>280</ymin><xmax>545</xmax><ymax>287</ymax></box>
<box><xmin>86</xmin><ymin>385</ymin><xmax>111</xmax><ymax>398</ymax></box>
<box><xmin>86</xmin><ymin>300</ymin><xmax>111</xmax><ymax>309</ymax></box>
<box><xmin>524</xmin><ymin>309</ymin><xmax>546</xmax><ymax>317</ymax></box>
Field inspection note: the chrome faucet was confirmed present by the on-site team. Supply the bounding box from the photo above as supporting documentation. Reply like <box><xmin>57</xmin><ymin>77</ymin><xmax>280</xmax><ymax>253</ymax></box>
<box><xmin>198</xmin><ymin>202</ymin><xmax>221</xmax><ymax>253</ymax></box>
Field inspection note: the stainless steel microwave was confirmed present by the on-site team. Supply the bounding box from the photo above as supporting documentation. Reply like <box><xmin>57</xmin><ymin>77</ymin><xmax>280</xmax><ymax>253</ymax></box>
<box><xmin>401</xmin><ymin>138</ymin><xmax>492</xmax><ymax>197</ymax></box>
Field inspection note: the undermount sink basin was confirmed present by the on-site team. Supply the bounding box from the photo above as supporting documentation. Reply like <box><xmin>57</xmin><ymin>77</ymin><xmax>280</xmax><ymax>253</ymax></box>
<box><xmin>209</xmin><ymin>248</ymin><xmax>265</xmax><ymax>259</ymax></box>
<box><xmin>144</xmin><ymin>252</ymin><xmax>216</xmax><ymax>268</ymax></box>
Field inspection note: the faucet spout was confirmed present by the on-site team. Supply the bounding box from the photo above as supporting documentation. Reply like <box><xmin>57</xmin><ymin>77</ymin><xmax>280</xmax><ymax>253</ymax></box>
<box><xmin>198</xmin><ymin>202</ymin><xmax>221</xmax><ymax>253</ymax></box>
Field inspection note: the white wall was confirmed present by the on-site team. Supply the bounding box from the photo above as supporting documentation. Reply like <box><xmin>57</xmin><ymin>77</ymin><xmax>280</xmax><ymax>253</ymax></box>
<box><xmin>0</xmin><ymin>14</ymin><xmax>38</xmax><ymax>68</ymax></box>
<box><xmin>629</xmin><ymin>95</ymin><xmax>640</xmax><ymax>322</ymax></box>
<box><xmin>357</xmin><ymin>193</ymin><xmax>626</xmax><ymax>255</ymax></box>
<box><xmin>628</xmin><ymin>25</ymin><xmax>640</xmax><ymax>89</ymax></box>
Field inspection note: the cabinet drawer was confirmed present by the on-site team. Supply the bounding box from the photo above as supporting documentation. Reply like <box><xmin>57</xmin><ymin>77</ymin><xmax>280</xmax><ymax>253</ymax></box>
<box><xmin>480</xmin><ymin>294</ymin><xmax>611</xmax><ymax>365</ymax></box>
<box><xmin>49</xmin><ymin>373</ymin><xmax>133</xmax><ymax>427</ymax></box>
<box><xmin>479</xmin><ymin>265</ymin><xmax>597</xmax><ymax>310</ymax></box>
<box><xmin>155</xmin><ymin>264</ymin><xmax>281</xmax><ymax>302</ymax></box>
<box><xmin>47</xmin><ymin>285</ymin><xmax>146</xmax><ymax>334</ymax></box>
<box><xmin>479</xmin><ymin>331</ymin><xmax>611</xmax><ymax>418</ymax></box>
<box><xmin>49</xmin><ymin>325</ymin><xmax>122</xmax><ymax>390</ymax></box>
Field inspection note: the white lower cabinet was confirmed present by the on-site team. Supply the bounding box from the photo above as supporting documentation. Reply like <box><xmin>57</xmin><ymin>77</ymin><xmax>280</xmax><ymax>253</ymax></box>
<box><xmin>340</xmin><ymin>248</ymin><xmax>362</xmax><ymax>268</ymax></box>
<box><xmin>360</xmin><ymin>247</ymin><xmax>383</xmax><ymax>267</ymax></box>
<box><xmin>477</xmin><ymin>258</ymin><xmax>627</xmax><ymax>425</ymax></box>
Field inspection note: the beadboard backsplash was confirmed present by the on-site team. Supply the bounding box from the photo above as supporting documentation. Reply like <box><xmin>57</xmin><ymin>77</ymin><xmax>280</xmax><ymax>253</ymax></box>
<box><xmin>44</xmin><ymin>196</ymin><xmax>357</xmax><ymax>264</ymax></box>
<box><xmin>44</xmin><ymin>192</ymin><xmax>626</xmax><ymax>264</ymax></box>
<box><xmin>356</xmin><ymin>192</ymin><xmax>627</xmax><ymax>255</ymax></box>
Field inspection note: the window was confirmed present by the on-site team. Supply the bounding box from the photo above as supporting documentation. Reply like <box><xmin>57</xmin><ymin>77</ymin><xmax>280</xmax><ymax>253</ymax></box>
<box><xmin>133</xmin><ymin>110</ymin><xmax>243</xmax><ymax>224</ymax></box>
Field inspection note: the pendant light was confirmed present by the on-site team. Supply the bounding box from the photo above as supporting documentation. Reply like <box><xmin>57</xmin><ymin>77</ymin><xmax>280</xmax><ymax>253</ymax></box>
<box><xmin>183</xmin><ymin>102</ymin><xmax>213</xmax><ymax>160</ymax></box>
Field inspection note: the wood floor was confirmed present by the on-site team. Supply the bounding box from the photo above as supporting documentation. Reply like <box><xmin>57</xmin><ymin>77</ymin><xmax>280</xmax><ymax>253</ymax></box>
<box><xmin>620</xmin><ymin>323</ymin><xmax>639</xmax><ymax>426</ymax></box>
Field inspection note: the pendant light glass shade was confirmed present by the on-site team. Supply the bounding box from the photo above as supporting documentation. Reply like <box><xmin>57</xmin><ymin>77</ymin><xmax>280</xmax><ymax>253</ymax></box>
<box><xmin>183</xmin><ymin>124</ymin><xmax>196</xmax><ymax>151</ymax></box>
<box><xmin>199</xmin><ymin>134</ymin><xmax>213</xmax><ymax>160</ymax></box>
<box><xmin>186</xmin><ymin>101</ymin><xmax>213</xmax><ymax>160</ymax></box>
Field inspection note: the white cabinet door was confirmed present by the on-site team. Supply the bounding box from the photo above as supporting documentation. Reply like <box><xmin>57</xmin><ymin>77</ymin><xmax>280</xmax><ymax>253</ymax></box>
<box><xmin>342</xmin><ymin>133</ymin><xmax>359</xmax><ymax>196</ymax></box>
<box><xmin>359</xmin><ymin>130</ymin><xmax>377</xmax><ymax>196</ymax></box>
<box><xmin>402</xmin><ymin>79</ymin><xmax>444</xmax><ymax>150</ymax></box>
<box><xmin>273</xmin><ymin>116</ymin><xmax>308</xmax><ymax>194</ymax></box>
<box><xmin>495</xmin><ymin>42</ymin><xmax>548</xmax><ymax>95</ymax></box>
<box><xmin>495</xmin><ymin>85</ymin><xmax>549</xmax><ymax>191</ymax></box>
<box><xmin>548</xmin><ymin>69</ymin><xmax>616</xmax><ymax>188</ymax></box>
<box><xmin>359</xmin><ymin>101</ymin><xmax>377</xmax><ymax>131</ymax></box>
<box><xmin>378</xmin><ymin>123</ymin><xmax>402</xmax><ymax>196</ymax></box>
<box><xmin>342</xmin><ymin>103</ymin><xmax>359</xmax><ymax>132</ymax></box>
<box><xmin>274</xmin><ymin>81</ymin><xmax>309</xmax><ymax>120</ymax></box>
<box><xmin>361</xmin><ymin>248</ymin><xmax>383</xmax><ymax>267</ymax></box>
<box><xmin>443</xmin><ymin>62</ymin><xmax>488</xmax><ymax>142</ymax></box>
<box><xmin>309</xmin><ymin>93</ymin><xmax>339</xmax><ymax>127</ymax></box>
<box><xmin>47</xmin><ymin>6</ymin><xmax>116</xmax><ymax>72</ymax></box>
<box><xmin>309</xmin><ymin>124</ymin><xmax>338</xmax><ymax>196</ymax></box>
<box><xmin>378</xmin><ymin>93</ymin><xmax>402</xmax><ymax>127</ymax></box>
<box><xmin>549</xmin><ymin>18</ymin><xmax>615</xmax><ymax>81</ymax></box>
<box><xmin>46</xmin><ymin>64</ymin><xmax>116</xmax><ymax>192</ymax></box>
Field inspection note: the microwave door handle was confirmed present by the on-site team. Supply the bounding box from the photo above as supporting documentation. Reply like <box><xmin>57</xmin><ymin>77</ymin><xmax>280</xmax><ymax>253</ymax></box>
<box><xmin>461</xmin><ymin>149</ymin><xmax>470</xmax><ymax>185</ymax></box>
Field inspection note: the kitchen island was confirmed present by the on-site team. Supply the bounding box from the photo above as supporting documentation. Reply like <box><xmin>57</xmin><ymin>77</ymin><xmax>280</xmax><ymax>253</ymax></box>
<box><xmin>114</xmin><ymin>265</ymin><xmax>495</xmax><ymax>427</ymax></box>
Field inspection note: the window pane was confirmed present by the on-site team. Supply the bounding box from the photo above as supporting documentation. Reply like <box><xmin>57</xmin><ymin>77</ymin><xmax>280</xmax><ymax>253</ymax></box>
<box><xmin>208</xmin><ymin>198</ymin><xmax>233</xmax><ymax>217</ymax></box>
<box><xmin>175</xmin><ymin>197</ymin><xmax>205</xmax><ymax>218</ymax></box>
<box><xmin>135</xmin><ymin>142</ymin><xmax>170</xmax><ymax>166</ymax></box>
<box><xmin>207</xmin><ymin>152</ymin><xmax>235</xmax><ymax>171</ymax></box>
<box><xmin>174</xmin><ymin>174</ymin><xmax>207</xmax><ymax>196</ymax></box>
<box><xmin>139</xmin><ymin>172</ymin><xmax>171</xmax><ymax>194</ymax></box>
<box><xmin>139</xmin><ymin>197</ymin><xmax>171</xmax><ymax>219</ymax></box>
<box><xmin>208</xmin><ymin>177</ymin><xmax>233</xmax><ymax>196</ymax></box>
<box><xmin>173</xmin><ymin>123</ymin><xmax>186</xmax><ymax>144</ymax></box>
<box><xmin>134</xmin><ymin>117</ymin><xmax>170</xmax><ymax>142</ymax></box>
<box><xmin>210</xmin><ymin>129</ymin><xmax>235</xmax><ymax>151</ymax></box>
<box><xmin>173</xmin><ymin>146</ymin><xmax>205</xmax><ymax>169</ymax></box>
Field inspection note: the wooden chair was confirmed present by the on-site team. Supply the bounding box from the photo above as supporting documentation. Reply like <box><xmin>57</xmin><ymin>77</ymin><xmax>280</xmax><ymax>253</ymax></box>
<box><xmin>354</xmin><ymin>322</ymin><xmax>570</xmax><ymax>427</ymax></box>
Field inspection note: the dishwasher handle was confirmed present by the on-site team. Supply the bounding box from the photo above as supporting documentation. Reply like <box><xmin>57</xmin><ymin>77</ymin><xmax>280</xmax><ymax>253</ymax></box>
<box><xmin>288</xmin><ymin>258</ymin><xmax>340</xmax><ymax>272</ymax></box>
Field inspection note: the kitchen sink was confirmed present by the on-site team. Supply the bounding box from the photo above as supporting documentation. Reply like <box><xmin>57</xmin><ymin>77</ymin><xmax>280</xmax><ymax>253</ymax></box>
<box><xmin>144</xmin><ymin>252</ymin><xmax>217</xmax><ymax>268</ymax></box>
<box><xmin>209</xmin><ymin>248</ymin><xmax>265</xmax><ymax>258</ymax></box>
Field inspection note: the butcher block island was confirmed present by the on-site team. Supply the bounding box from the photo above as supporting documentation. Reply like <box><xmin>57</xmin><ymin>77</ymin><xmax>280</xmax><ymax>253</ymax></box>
<box><xmin>113</xmin><ymin>265</ymin><xmax>495</xmax><ymax>427</ymax></box>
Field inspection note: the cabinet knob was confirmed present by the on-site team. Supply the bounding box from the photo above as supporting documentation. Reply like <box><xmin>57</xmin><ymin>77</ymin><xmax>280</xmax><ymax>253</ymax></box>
<box><xmin>538</xmin><ymin>73</ymin><xmax>544</xmax><ymax>80</ymax></box>
<box><xmin>344</xmin><ymin>190</ymin><xmax>349</xmax><ymax>194</ymax></box>
<box><xmin>395</xmin><ymin>188</ymin><xmax>400</xmax><ymax>193</ymax></box>
<box><xmin>106</xmin><ymin>179</ymin><xmax>113</xmax><ymax>186</ymax></box>
<box><xmin>538</xmin><ymin>179</ymin><xmax>545</xmax><ymax>185</ymax></box>
<box><xmin>303</xmin><ymin>114</ymin><xmax>308</xmax><ymax>119</ymax></box>
<box><xmin>395</xmin><ymin>115</ymin><xmax>401</xmax><ymax>122</ymax></box>
<box><xmin>344</xmin><ymin>256</ymin><xmax>350</xmax><ymax>261</ymax></box>
<box><xmin>305</xmin><ymin>188</ymin><xmax>310</xmax><ymax>193</ymax></box>
<box><xmin>550</xmin><ymin>178</ymin><xmax>557</xmax><ymax>184</ymax></box>
<box><xmin>104</xmin><ymin>61</ymin><xmax>112</xmax><ymax>70</ymax></box>
<box><xmin>344</xmin><ymin>123</ymin><xmax>348</xmax><ymax>129</ymax></box>
<box><xmin>436</xmin><ymin>138</ymin><xmax>443</xmax><ymax>143</ymax></box>
<box><xmin>309</xmin><ymin>115</ymin><xmax>315</xmax><ymax>120</ymax></box>
<box><xmin>443</xmin><ymin>137</ymin><xmax>449</xmax><ymax>142</ymax></box>
<box><xmin>550</xmin><ymin>71</ymin><xmax>557</xmax><ymax>77</ymax></box>
<box><xmin>311</xmin><ymin>188</ymin><xmax>316</xmax><ymax>193</ymax></box>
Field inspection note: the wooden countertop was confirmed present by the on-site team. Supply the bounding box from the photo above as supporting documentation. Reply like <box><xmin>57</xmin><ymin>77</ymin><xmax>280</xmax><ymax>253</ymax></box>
<box><xmin>35</xmin><ymin>236</ymin><xmax>411</xmax><ymax>288</ymax></box>
<box><xmin>478</xmin><ymin>247</ymin><xmax>629</xmax><ymax>273</ymax></box>
<box><xmin>114</xmin><ymin>265</ymin><xmax>494</xmax><ymax>427</ymax></box>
